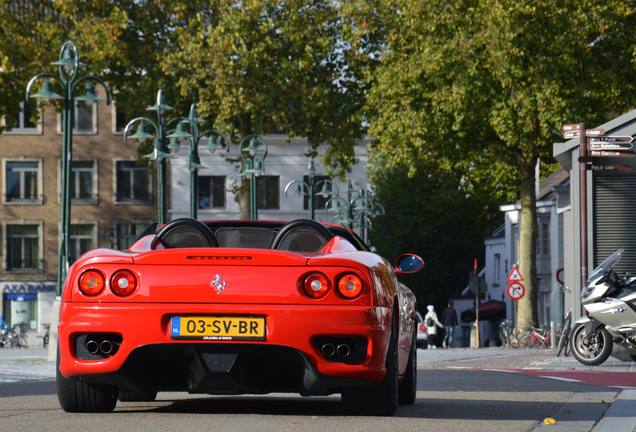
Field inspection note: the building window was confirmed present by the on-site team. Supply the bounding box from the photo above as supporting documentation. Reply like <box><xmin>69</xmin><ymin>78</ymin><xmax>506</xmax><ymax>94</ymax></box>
<box><xmin>69</xmin><ymin>224</ymin><xmax>95</xmax><ymax>263</ymax></box>
<box><xmin>256</xmin><ymin>175</ymin><xmax>280</xmax><ymax>210</ymax></box>
<box><xmin>537</xmin><ymin>221</ymin><xmax>550</xmax><ymax>256</ymax></box>
<box><xmin>198</xmin><ymin>176</ymin><xmax>226</xmax><ymax>209</ymax></box>
<box><xmin>3</xmin><ymin>101</ymin><xmax>40</xmax><ymax>134</ymax></box>
<box><xmin>70</xmin><ymin>160</ymin><xmax>96</xmax><ymax>201</ymax></box>
<box><xmin>113</xmin><ymin>104</ymin><xmax>127</xmax><ymax>134</ymax></box>
<box><xmin>303</xmin><ymin>175</ymin><xmax>331</xmax><ymax>211</ymax></box>
<box><xmin>4</xmin><ymin>160</ymin><xmax>41</xmax><ymax>203</ymax></box>
<box><xmin>5</xmin><ymin>224</ymin><xmax>41</xmax><ymax>271</ymax></box>
<box><xmin>115</xmin><ymin>161</ymin><xmax>152</xmax><ymax>203</ymax></box>
<box><xmin>115</xmin><ymin>222</ymin><xmax>152</xmax><ymax>250</ymax></box>
<box><xmin>493</xmin><ymin>253</ymin><xmax>501</xmax><ymax>286</ymax></box>
<box><xmin>2</xmin><ymin>293</ymin><xmax>38</xmax><ymax>332</ymax></box>
<box><xmin>59</xmin><ymin>100</ymin><xmax>96</xmax><ymax>133</ymax></box>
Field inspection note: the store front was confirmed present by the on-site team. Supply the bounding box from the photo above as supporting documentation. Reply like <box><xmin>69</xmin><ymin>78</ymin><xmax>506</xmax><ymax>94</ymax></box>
<box><xmin>1</xmin><ymin>281</ymin><xmax>57</xmax><ymax>347</ymax></box>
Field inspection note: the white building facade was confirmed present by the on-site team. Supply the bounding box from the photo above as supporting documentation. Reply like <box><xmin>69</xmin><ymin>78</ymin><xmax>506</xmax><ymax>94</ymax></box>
<box><xmin>457</xmin><ymin>168</ymin><xmax>570</xmax><ymax>346</ymax></box>
<box><xmin>168</xmin><ymin>134</ymin><xmax>371</xmax><ymax>226</ymax></box>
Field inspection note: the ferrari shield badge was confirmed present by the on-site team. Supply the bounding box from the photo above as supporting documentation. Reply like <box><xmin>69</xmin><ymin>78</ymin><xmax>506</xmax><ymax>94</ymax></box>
<box><xmin>211</xmin><ymin>274</ymin><xmax>226</xmax><ymax>294</ymax></box>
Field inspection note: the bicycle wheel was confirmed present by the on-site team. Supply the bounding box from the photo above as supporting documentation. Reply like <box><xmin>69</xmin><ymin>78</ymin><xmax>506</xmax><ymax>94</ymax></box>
<box><xmin>557</xmin><ymin>313</ymin><xmax>571</xmax><ymax>357</ymax></box>
<box><xmin>518</xmin><ymin>333</ymin><xmax>531</xmax><ymax>348</ymax></box>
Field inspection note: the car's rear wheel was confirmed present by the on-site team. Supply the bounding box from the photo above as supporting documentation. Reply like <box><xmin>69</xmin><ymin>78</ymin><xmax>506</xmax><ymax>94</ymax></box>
<box><xmin>57</xmin><ymin>348</ymin><xmax>118</xmax><ymax>413</ymax></box>
<box><xmin>342</xmin><ymin>309</ymin><xmax>399</xmax><ymax>416</ymax></box>
<box><xmin>398</xmin><ymin>327</ymin><xmax>417</xmax><ymax>405</ymax></box>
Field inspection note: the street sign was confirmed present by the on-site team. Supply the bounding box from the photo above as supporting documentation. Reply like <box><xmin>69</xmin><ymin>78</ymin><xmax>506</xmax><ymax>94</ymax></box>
<box><xmin>506</xmin><ymin>282</ymin><xmax>525</xmax><ymax>301</ymax></box>
<box><xmin>590</xmin><ymin>164</ymin><xmax>632</xmax><ymax>172</ymax></box>
<box><xmin>506</xmin><ymin>265</ymin><xmax>523</xmax><ymax>282</ymax></box>
<box><xmin>589</xmin><ymin>150</ymin><xmax>635</xmax><ymax>158</ymax></box>
<box><xmin>589</xmin><ymin>136</ymin><xmax>633</xmax><ymax>144</ymax></box>
<box><xmin>589</xmin><ymin>142</ymin><xmax>634</xmax><ymax>151</ymax></box>
<box><xmin>564</xmin><ymin>128</ymin><xmax>605</xmax><ymax>139</ymax></box>
<box><xmin>562</xmin><ymin>124</ymin><xmax>581</xmax><ymax>132</ymax></box>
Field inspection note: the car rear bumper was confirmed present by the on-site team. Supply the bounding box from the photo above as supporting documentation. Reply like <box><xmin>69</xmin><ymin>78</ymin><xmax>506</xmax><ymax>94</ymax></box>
<box><xmin>58</xmin><ymin>303</ymin><xmax>392</xmax><ymax>394</ymax></box>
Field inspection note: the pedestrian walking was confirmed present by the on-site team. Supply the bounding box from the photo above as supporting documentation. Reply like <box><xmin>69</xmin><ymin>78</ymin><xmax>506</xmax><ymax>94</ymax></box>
<box><xmin>424</xmin><ymin>305</ymin><xmax>444</xmax><ymax>349</ymax></box>
<box><xmin>441</xmin><ymin>301</ymin><xmax>459</xmax><ymax>348</ymax></box>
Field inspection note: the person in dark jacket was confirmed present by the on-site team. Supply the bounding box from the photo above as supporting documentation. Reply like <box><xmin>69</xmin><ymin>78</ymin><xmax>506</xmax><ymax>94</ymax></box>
<box><xmin>441</xmin><ymin>301</ymin><xmax>459</xmax><ymax>348</ymax></box>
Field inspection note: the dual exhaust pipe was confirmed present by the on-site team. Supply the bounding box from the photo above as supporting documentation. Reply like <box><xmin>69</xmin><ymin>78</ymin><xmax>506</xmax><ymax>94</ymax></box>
<box><xmin>320</xmin><ymin>342</ymin><xmax>352</xmax><ymax>359</ymax></box>
<box><xmin>85</xmin><ymin>339</ymin><xmax>116</xmax><ymax>355</ymax></box>
<box><xmin>75</xmin><ymin>333</ymin><xmax>122</xmax><ymax>359</ymax></box>
<box><xmin>315</xmin><ymin>336</ymin><xmax>366</xmax><ymax>364</ymax></box>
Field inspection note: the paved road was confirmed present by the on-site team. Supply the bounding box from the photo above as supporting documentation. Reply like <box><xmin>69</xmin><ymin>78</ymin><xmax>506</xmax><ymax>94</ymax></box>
<box><xmin>1</xmin><ymin>346</ymin><xmax>635</xmax><ymax>431</ymax></box>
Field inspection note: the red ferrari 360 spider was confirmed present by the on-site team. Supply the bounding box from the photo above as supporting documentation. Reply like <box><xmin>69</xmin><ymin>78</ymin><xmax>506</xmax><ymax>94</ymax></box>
<box><xmin>57</xmin><ymin>218</ymin><xmax>423</xmax><ymax>415</ymax></box>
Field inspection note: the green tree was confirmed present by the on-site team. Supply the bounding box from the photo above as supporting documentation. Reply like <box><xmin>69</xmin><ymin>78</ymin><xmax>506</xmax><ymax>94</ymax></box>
<box><xmin>368</xmin><ymin>146</ymin><xmax>516</xmax><ymax>310</ymax></box>
<box><xmin>0</xmin><ymin>0</ymin><xmax>128</xmax><ymax>130</ymax></box>
<box><xmin>156</xmin><ymin>0</ymin><xmax>373</xmax><ymax>218</ymax></box>
<box><xmin>363</xmin><ymin>0</ymin><xmax>636</xmax><ymax>328</ymax></box>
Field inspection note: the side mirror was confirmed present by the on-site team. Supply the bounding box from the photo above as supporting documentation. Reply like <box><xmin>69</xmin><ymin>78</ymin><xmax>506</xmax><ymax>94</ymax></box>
<box><xmin>394</xmin><ymin>254</ymin><xmax>424</xmax><ymax>276</ymax></box>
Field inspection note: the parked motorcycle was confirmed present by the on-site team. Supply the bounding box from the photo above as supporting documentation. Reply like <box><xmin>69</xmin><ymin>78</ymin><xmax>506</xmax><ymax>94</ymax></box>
<box><xmin>571</xmin><ymin>248</ymin><xmax>636</xmax><ymax>365</ymax></box>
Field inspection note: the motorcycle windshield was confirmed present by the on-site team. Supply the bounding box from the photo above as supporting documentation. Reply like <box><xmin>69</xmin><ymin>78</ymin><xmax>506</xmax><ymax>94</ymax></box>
<box><xmin>587</xmin><ymin>248</ymin><xmax>624</xmax><ymax>283</ymax></box>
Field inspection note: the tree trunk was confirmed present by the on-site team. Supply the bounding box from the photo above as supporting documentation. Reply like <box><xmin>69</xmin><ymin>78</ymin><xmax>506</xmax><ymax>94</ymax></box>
<box><xmin>516</xmin><ymin>153</ymin><xmax>538</xmax><ymax>330</ymax></box>
<box><xmin>237</xmin><ymin>179</ymin><xmax>251</xmax><ymax>220</ymax></box>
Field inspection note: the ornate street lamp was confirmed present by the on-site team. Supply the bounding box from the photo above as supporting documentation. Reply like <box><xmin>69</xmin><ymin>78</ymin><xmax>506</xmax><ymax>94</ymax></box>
<box><xmin>239</xmin><ymin>135</ymin><xmax>268</xmax><ymax>220</ymax></box>
<box><xmin>167</xmin><ymin>104</ymin><xmax>230</xmax><ymax>219</ymax></box>
<box><xmin>326</xmin><ymin>180</ymin><xmax>385</xmax><ymax>243</ymax></box>
<box><xmin>284</xmin><ymin>160</ymin><xmax>339</xmax><ymax>220</ymax></box>
<box><xmin>123</xmin><ymin>90</ymin><xmax>174</xmax><ymax>227</ymax></box>
<box><xmin>26</xmin><ymin>40</ymin><xmax>110</xmax><ymax>294</ymax></box>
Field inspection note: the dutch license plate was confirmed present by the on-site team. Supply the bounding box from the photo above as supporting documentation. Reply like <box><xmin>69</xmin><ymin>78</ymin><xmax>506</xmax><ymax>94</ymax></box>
<box><xmin>171</xmin><ymin>316</ymin><xmax>266</xmax><ymax>341</ymax></box>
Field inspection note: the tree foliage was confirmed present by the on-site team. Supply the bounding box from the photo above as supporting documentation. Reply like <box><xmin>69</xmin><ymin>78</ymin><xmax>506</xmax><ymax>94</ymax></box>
<box><xmin>369</xmin><ymin>150</ymin><xmax>513</xmax><ymax>310</ymax></box>
<box><xmin>0</xmin><ymin>0</ymin><xmax>128</xmax><ymax>131</ymax></box>
<box><xmin>363</xmin><ymin>0</ymin><xmax>636</xmax><ymax>325</ymax></box>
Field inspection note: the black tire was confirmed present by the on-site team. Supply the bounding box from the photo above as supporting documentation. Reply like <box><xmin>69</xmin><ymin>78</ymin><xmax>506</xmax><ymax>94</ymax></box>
<box><xmin>342</xmin><ymin>310</ymin><xmax>399</xmax><ymax>416</ymax></box>
<box><xmin>398</xmin><ymin>328</ymin><xmax>417</xmax><ymax>405</ymax></box>
<box><xmin>570</xmin><ymin>323</ymin><xmax>613</xmax><ymax>366</ymax></box>
<box><xmin>57</xmin><ymin>348</ymin><xmax>118</xmax><ymax>413</ymax></box>
<box><xmin>556</xmin><ymin>314</ymin><xmax>571</xmax><ymax>357</ymax></box>
<box><xmin>119</xmin><ymin>391</ymin><xmax>157</xmax><ymax>402</ymax></box>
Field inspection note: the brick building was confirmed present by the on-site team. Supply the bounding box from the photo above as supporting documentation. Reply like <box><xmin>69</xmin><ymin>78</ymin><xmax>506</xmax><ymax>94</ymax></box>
<box><xmin>0</xmin><ymin>91</ymin><xmax>157</xmax><ymax>346</ymax></box>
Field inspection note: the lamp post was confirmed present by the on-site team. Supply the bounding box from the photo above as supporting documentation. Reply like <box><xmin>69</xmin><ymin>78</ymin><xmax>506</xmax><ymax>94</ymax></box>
<box><xmin>326</xmin><ymin>180</ymin><xmax>385</xmax><ymax>243</ymax></box>
<box><xmin>167</xmin><ymin>103</ymin><xmax>230</xmax><ymax>219</ymax></box>
<box><xmin>284</xmin><ymin>160</ymin><xmax>339</xmax><ymax>220</ymax></box>
<box><xmin>26</xmin><ymin>40</ymin><xmax>110</xmax><ymax>294</ymax></box>
<box><xmin>239</xmin><ymin>135</ymin><xmax>268</xmax><ymax>220</ymax></box>
<box><xmin>123</xmin><ymin>90</ymin><xmax>174</xmax><ymax>227</ymax></box>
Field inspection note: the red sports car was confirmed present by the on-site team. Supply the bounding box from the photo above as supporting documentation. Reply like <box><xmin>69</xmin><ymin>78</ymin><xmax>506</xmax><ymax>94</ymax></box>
<box><xmin>57</xmin><ymin>218</ymin><xmax>423</xmax><ymax>415</ymax></box>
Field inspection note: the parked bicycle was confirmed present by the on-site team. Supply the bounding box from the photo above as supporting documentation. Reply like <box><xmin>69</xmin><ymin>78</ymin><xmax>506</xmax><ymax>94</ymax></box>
<box><xmin>556</xmin><ymin>307</ymin><xmax>572</xmax><ymax>357</ymax></box>
<box><xmin>0</xmin><ymin>324</ymin><xmax>28</xmax><ymax>348</ymax></box>
<box><xmin>498</xmin><ymin>319</ymin><xmax>518</xmax><ymax>348</ymax></box>
<box><xmin>518</xmin><ymin>325</ymin><xmax>553</xmax><ymax>348</ymax></box>
<box><xmin>38</xmin><ymin>323</ymin><xmax>51</xmax><ymax>348</ymax></box>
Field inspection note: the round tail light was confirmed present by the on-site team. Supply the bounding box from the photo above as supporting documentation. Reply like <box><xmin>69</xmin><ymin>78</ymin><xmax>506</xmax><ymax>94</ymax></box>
<box><xmin>337</xmin><ymin>273</ymin><xmax>364</xmax><ymax>299</ymax></box>
<box><xmin>79</xmin><ymin>270</ymin><xmax>106</xmax><ymax>296</ymax></box>
<box><xmin>111</xmin><ymin>270</ymin><xmax>137</xmax><ymax>296</ymax></box>
<box><xmin>303</xmin><ymin>272</ymin><xmax>330</xmax><ymax>298</ymax></box>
